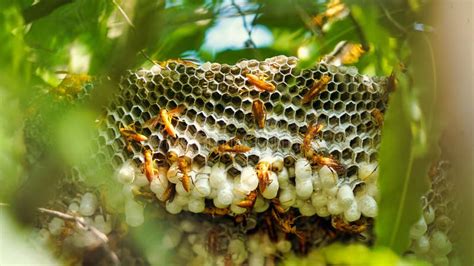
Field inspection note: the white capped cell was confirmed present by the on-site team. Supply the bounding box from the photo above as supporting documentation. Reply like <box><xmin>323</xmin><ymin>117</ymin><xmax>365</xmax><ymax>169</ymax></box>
<box><xmin>115</xmin><ymin>160</ymin><xmax>135</xmax><ymax>184</ymax></box>
<box><xmin>423</xmin><ymin>205</ymin><xmax>435</xmax><ymax>225</ymax></box>
<box><xmin>79</xmin><ymin>192</ymin><xmax>98</xmax><ymax>216</ymax></box>
<box><xmin>165</xmin><ymin>200</ymin><xmax>183</xmax><ymax>214</ymax></box>
<box><xmin>324</xmin><ymin>185</ymin><xmax>339</xmax><ymax>197</ymax></box>
<box><xmin>432</xmin><ymin>256</ymin><xmax>449</xmax><ymax>266</ymax></box>
<box><xmin>133</xmin><ymin>172</ymin><xmax>149</xmax><ymax>187</ymax></box>
<box><xmin>261</xmin><ymin>172</ymin><xmax>279</xmax><ymax>199</ymax></box>
<box><xmin>413</xmin><ymin>235</ymin><xmax>430</xmax><ymax>254</ymax></box>
<box><xmin>366</xmin><ymin>182</ymin><xmax>379</xmax><ymax>199</ymax></box>
<box><xmin>150</xmin><ymin>177</ymin><xmax>168</xmax><ymax>196</ymax></box>
<box><xmin>409</xmin><ymin>216</ymin><xmax>427</xmax><ymax>239</ymax></box>
<box><xmin>277</xmin><ymin>167</ymin><xmax>290</xmax><ymax>188</ymax></box>
<box><xmin>180</xmin><ymin>220</ymin><xmax>197</xmax><ymax>233</ymax></box>
<box><xmin>295</xmin><ymin>178</ymin><xmax>313</xmax><ymax>200</ymax></box>
<box><xmin>430</xmin><ymin>231</ymin><xmax>452</xmax><ymax>255</ymax></box>
<box><xmin>192</xmin><ymin>168</ymin><xmax>211</xmax><ymax>197</ymax></box>
<box><xmin>337</xmin><ymin>185</ymin><xmax>355</xmax><ymax>210</ymax></box>
<box><xmin>311</xmin><ymin>191</ymin><xmax>328</xmax><ymax>208</ymax></box>
<box><xmin>162</xmin><ymin>227</ymin><xmax>183</xmax><ymax>250</ymax></box>
<box><xmin>174</xmin><ymin>194</ymin><xmax>190</xmax><ymax>206</ymax></box>
<box><xmin>253</xmin><ymin>196</ymin><xmax>269</xmax><ymax>213</ymax></box>
<box><xmin>358</xmin><ymin>162</ymin><xmax>378</xmax><ymax>182</ymax></box>
<box><xmin>312</xmin><ymin>172</ymin><xmax>322</xmax><ymax>190</ymax></box>
<box><xmin>319</xmin><ymin>166</ymin><xmax>337</xmax><ymax>189</ymax></box>
<box><xmin>68</xmin><ymin>202</ymin><xmax>79</xmax><ymax>213</ymax></box>
<box><xmin>94</xmin><ymin>215</ymin><xmax>112</xmax><ymax>234</ymax></box>
<box><xmin>240</xmin><ymin>166</ymin><xmax>259</xmax><ymax>191</ymax></box>
<box><xmin>279</xmin><ymin>187</ymin><xmax>296</xmax><ymax>207</ymax></box>
<box><xmin>288</xmin><ymin>167</ymin><xmax>295</xmax><ymax>178</ymax></box>
<box><xmin>300</xmin><ymin>202</ymin><xmax>317</xmax><ymax>216</ymax></box>
<box><xmin>270</xmin><ymin>156</ymin><xmax>284</xmax><ymax>172</ymax></box>
<box><xmin>210</xmin><ymin>163</ymin><xmax>227</xmax><ymax>188</ymax></box>
<box><xmin>316</xmin><ymin>205</ymin><xmax>330</xmax><ymax>217</ymax></box>
<box><xmin>167</xmin><ymin>163</ymin><xmax>181</xmax><ymax>184</ymax></box>
<box><xmin>327</xmin><ymin>199</ymin><xmax>344</xmax><ymax>215</ymax></box>
<box><xmin>125</xmin><ymin>199</ymin><xmax>144</xmax><ymax>226</ymax></box>
<box><xmin>356</xmin><ymin>194</ymin><xmax>378</xmax><ymax>217</ymax></box>
<box><xmin>295</xmin><ymin>158</ymin><xmax>312</xmax><ymax>181</ymax></box>
<box><xmin>176</xmin><ymin>180</ymin><xmax>193</xmax><ymax>196</ymax></box>
<box><xmin>344</xmin><ymin>201</ymin><xmax>361</xmax><ymax>222</ymax></box>
<box><xmin>192</xmin><ymin>243</ymin><xmax>208</xmax><ymax>258</ymax></box>
<box><xmin>228</xmin><ymin>239</ymin><xmax>248</xmax><ymax>265</ymax></box>
<box><xmin>188</xmin><ymin>197</ymin><xmax>205</xmax><ymax>213</ymax></box>
<box><xmin>48</xmin><ymin>217</ymin><xmax>64</xmax><ymax>236</ymax></box>
<box><xmin>276</xmin><ymin>239</ymin><xmax>292</xmax><ymax>253</ymax></box>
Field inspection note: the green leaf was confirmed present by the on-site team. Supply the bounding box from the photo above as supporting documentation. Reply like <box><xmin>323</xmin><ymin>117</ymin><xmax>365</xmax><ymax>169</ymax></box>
<box><xmin>283</xmin><ymin>243</ymin><xmax>429</xmax><ymax>266</ymax></box>
<box><xmin>375</xmin><ymin>62</ymin><xmax>435</xmax><ymax>253</ymax></box>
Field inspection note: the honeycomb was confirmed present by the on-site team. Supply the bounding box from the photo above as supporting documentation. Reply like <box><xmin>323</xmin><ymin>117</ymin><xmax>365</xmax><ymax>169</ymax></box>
<box><xmin>408</xmin><ymin>161</ymin><xmax>456</xmax><ymax>265</ymax></box>
<box><xmin>94</xmin><ymin>55</ymin><xmax>387</xmax><ymax>221</ymax></box>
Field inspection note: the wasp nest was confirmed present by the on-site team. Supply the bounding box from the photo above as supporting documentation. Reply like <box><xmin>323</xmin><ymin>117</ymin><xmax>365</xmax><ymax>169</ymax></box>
<box><xmin>94</xmin><ymin>55</ymin><xmax>388</xmax><ymax>233</ymax></box>
<box><xmin>408</xmin><ymin>161</ymin><xmax>456</xmax><ymax>266</ymax></box>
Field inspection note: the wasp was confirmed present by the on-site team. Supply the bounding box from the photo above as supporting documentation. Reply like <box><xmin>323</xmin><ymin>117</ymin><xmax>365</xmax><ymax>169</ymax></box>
<box><xmin>302</xmin><ymin>123</ymin><xmax>324</xmax><ymax>156</ymax></box>
<box><xmin>246</xmin><ymin>73</ymin><xmax>276</xmax><ymax>92</ymax></box>
<box><xmin>271</xmin><ymin>209</ymin><xmax>304</xmax><ymax>240</ymax></box>
<box><xmin>159</xmin><ymin>58</ymin><xmax>199</xmax><ymax>68</ymax></box>
<box><xmin>203</xmin><ymin>207</ymin><xmax>230</xmax><ymax>217</ymax></box>
<box><xmin>311</xmin><ymin>0</ymin><xmax>348</xmax><ymax>28</ymax></box>
<box><xmin>311</xmin><ymin>153</ymin><xmax>346</xmax><ymax>175</ymax></box>
<box><xmin>331</xmin><ymin>215</ymin><xmax>368</xmax><ymax>234</ymax></box>
<box><xmin>214</xmin><ymin>142</ymin><xmax>251</xmax><ymax>154</ymax></box>
<box><xmin>120</xmin><ymin>124</ymin><xmax>148</xmax><ymax>152</ymax></box>
<box><xmin>271</xmin><ymin>198</ymin><xmax>286</xmax><ymax>214</ymax></box>
<box><xmin>143</xmin><ymin>149</ymin><xmax>159</xmax><ymax>182</ymax></box>
<box><xmin>371</xmin><ymin>108</ymin><xmax>384</xmax><ymax>127</ymax></box>
<box><xmin>145</xmin><ymin>105</ymin><xmax>185</xmax><ymax>138</ymax></box>
<box><xmin>324</xmin><ymin>41</ymin><xmax>365</xmax><ymax>66</ymax></box>
<box><xmin>177</xmin><ymin>156</ymin><xmax>191</xmax><ymax>192</ymax></box>
<box><xmin>237</xmin><ymin>190</ymin><xmax>258</xmax><ymax>209</ymax></box>
<box><xmin>252</xmin><ymin>99</ymin><xmax>266</xmax><ymax>129</ymax></box>
<box><xmin>256</xmin><ymin>161</ymin><xmax>272</xmax><ymax>193</ymax></box>
<box><xmin>161</xmin><ymin>183</ymin><xmax>176</xmax><ymax>202</ymax></box>
<box><xmin>302</xmin><ymin>75</ymin><xmax>331</xmax><ymax>104</ymax></box>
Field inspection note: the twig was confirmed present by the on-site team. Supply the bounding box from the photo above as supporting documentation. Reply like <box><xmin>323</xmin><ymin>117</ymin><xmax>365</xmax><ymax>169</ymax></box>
<box><xmin>112</xmin><ymin>0</ymin><xmax>135</xmax><ymax>28</ymax></box>
<box><xmin>231</xmin><ymin>0</ymin><xmax>257</xmax><ymax>48</ymax></box>
<box><xmin>37</xmin><ymin>207</ymin><xmax>120</xmax><ymax>265</ymax></box>
<box><xmin>378</xmin><ymin>2</ymin><xmax>407</xmax><ymax>34</ymax></box>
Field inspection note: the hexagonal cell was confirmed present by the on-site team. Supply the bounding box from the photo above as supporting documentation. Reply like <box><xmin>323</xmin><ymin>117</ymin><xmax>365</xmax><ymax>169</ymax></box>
<box><xmin>204</xmin><ymin>102</ymin><xmax>214</xmax><ymax>113</ymax></box>
<box><xmin>248</xmin><ymin>154</ymin><xmax>259</xmax><ymax>166</ymax></box>
<box><xmin>205</xmin><ymin>116</ymin><xmax>216</xmax><ymax>127</ymax></box>
<box><xmin>322</xmin><ymin>130</ymin><xmax>334</xmax><ymax>142</ymax></box>
<box><xmin>355</xmin><ymin>152</ymin><xmax>368</xmax><ymax>163</ymax></box>
<box><xmin>350</xmin><ymin>136</ymin><xmax>361</xmax><ymax>148</ymax></box>
<box><xmin>283</xmin><ymin>155</ymin><xmax>296</xmax><ymax>167</ymax></box>
<box><xmin>273</xmin><ymin>103</ymin><xmax>284</xmax><ymax>116</ymax></box>
<box><xmin>330</xmin><ymin>150</ymin><xmax>341</xmax><ymax>160</ymax></box>
<box><xmin>216</xmin><ymin>119</ymin><xmax>226</xmax><ymax>131</ymax></box>
<box><xmin>334</xmin><ymin>132</ymin><xmax>345</xmax><ymax>142</ymax></box>
<box><xmin>226</xmin><ymin>124</ymin><xmax>237</xmax><ymax>135</ymax></box>
<box><xmin>346</xmin><ymin>102</ymin><xmax>355</xmax><ymax>113</ymax></box>
<box><xmin>227</xmin><ymin>165</ymin><xmax>241</xmax><ymax>178</ymax></box>
<box><xmin>332</xmin><ymin>101</ymin><xmax>344</xmax><ymax>112</ymax></box>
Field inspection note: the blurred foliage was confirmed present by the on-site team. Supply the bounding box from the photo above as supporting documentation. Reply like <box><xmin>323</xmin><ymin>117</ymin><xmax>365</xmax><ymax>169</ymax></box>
<box><xmin>0</xmin><ymin>0</ymin><xmax>447</xmax><ymax>264</ymax></box>
<box><xmin>283</xmin><ymin>243</ymin><xmax>429</xmax><ymax>266</ymax></box>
